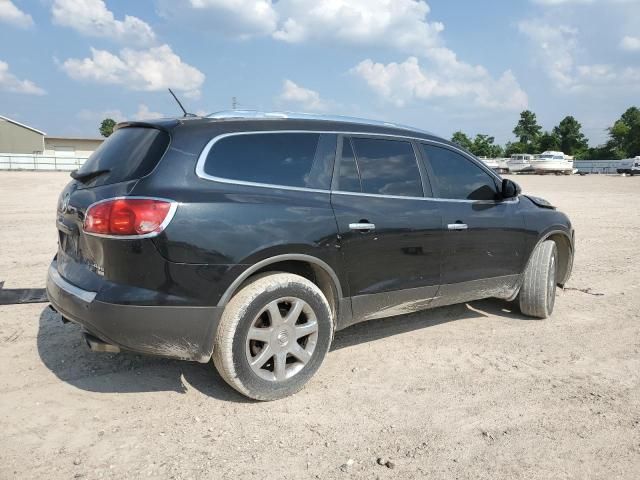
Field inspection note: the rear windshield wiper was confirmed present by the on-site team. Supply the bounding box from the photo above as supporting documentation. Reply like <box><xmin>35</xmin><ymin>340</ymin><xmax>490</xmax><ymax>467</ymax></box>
<box><xmin>70</xmin><ymin>168</ymin><xmax>110</xmax><ymax>182</ymax></box>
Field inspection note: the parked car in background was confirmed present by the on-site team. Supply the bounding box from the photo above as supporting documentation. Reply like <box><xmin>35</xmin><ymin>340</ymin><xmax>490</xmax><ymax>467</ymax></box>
<box><xmin>47</xmin><ymin>112</ymin><xmax>575</xmax><ymax>400</ymax></box>
<box><xmin>617</xmin><ymin>156</ymin><xmax>640</xmax><ymax>175</ymax></box>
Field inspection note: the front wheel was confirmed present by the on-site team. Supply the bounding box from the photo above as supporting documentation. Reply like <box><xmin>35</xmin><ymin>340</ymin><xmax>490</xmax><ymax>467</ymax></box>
<box><xmin>518</xmin><ymin>240</ymin><xmax>558</xmax><ymax>319</ymax></box>
<box><xmin>213</xmin><ymin>272</ymin><xmax>333</xmax><ymax>400</ymax></box>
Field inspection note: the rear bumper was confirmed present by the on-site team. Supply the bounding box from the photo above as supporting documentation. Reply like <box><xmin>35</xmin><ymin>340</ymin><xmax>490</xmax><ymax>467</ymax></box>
<box><xmin>46</xmin><ymin>263</ymin><xmax>223</xmax><ymax>362</ymax></box>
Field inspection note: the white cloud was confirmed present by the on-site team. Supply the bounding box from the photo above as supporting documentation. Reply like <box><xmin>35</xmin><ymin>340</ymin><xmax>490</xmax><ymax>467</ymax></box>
<box><xmin>158</xmin><ymin>0</ymin><xmax>278</xmax><ymax>39</ymax></box>
<box><xmin>61</xmin><ymin>45</ymin><xmax>205</xmax><ymax>98</ymax></box>
<box><xmin>519</xmin><ymin>18</ymin><xmax>640</xmax><ymax>90</ymax></box>
<box><xmin>166</xmin><ymin>0</ymin><xmax>526</xmax><ymax>113</ymax></box>
<box><xmin>0</xmin><ymin>60</ymin><xmax>45</xmax><ymax>95</ymax></box>
<box><xmin>620</xmin><ymin>35</ymin><xmax>640</xmax><ymax>51</ymax></box>
<box><xmin>52</xmin><ymin>0</ymin><xmax>155</xmax><ymax>46</ymax></box>
<box><xmin>351</xmin><ymin>54</ymin><xmax>528</xmax><ymax>111</ymax></box>
<box><xmin>0</xmin><ymin>0</ymin><xmax>33</xmax><ymax>28</ymax></box>
<box><xmin>133</xmin><ymin>104</ymin><xmax>165</xmax><ymax>120</ymax></box>
<box><xmin>278</xmin><ymin>79</ymin><xmax>329</xmax><ymax>111</ymax></box>
<box><xmin>273</xmin><ymin>0</ymin><xmax>444</xmax><ymax>54</ymax></box>
<box><xmin>164</xmin><ymin>0</ymin><xmax>444</xmax><ymax>52</ymax></box>
<box><xmin>576</xmin><ymin>64</ymin><xmax>640</xmax><ymax>84</ymax></box>
<box><xmin>517</xmin><ymin>19</ymin><xmax>578</xmax><ymax>89</ymax></box>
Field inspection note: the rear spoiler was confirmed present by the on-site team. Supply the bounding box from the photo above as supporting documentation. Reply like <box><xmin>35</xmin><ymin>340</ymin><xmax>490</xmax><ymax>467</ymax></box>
<box><xmin>115</xmin><ymin>119</ymin><xmax>180</xmax><ymax>133</ymax></box>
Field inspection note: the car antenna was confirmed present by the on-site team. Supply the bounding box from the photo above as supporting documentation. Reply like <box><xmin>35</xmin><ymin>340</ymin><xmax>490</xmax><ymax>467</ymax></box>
<box><xmin>168</xmin><ymin>88</ymin><xmax>196</xmax><ymax>117</ymax></box>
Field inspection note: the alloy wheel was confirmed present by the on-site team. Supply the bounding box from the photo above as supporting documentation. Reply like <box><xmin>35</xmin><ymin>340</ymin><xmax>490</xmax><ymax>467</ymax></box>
<box><xmin>245</xmin><ymin>297</ymin><xmax>319</xmax><ymax>382</ymax></box>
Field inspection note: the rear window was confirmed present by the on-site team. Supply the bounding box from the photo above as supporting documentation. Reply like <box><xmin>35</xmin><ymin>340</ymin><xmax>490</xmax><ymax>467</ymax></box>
<box><xmin>75</xmin><ymin>127</ymin><xmax>170</xmax><ymax>188</ymax></box>
<box><xmin>203</xmin><ymin>132</ymin><xmax>337</xmax><ymax>190</ymax></box>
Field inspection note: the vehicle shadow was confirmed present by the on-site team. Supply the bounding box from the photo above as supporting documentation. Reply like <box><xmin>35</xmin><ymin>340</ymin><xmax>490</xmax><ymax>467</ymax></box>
<box><xmin>36</xmin><ymin>306</ymin><xmax>251</xmax><ymax>403</ymax></box>
<box><xmin>37</xmin><ymin>298</ymin><xmax>530</xmax><ymax>402</ymax></box>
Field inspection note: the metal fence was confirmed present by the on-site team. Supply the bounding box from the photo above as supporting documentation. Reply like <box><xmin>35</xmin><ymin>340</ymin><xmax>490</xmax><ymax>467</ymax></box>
<box><xmin>574</xmin><ymin>159</ymin><xmax>628</xmax><ymax>174</ymax></box>
<box><xmin>0</xmin><ymin>154</ymin><xmax>89</xmax><ymax>171</ymax></box>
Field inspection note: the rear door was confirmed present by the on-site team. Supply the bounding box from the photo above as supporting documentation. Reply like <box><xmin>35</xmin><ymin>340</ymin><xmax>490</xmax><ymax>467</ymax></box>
<box><xmin>330</xmin><ymin>135</ymin><xmax>442</xmax><ymax>324</ymax></box>
<box><xmin>418</xmin><ymin>143</ymin><xmax>526</xmax><ymax>303</ymax></box>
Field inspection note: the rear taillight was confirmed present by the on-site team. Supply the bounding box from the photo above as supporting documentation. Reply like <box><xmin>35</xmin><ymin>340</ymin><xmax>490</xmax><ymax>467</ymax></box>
<box><xmin>83</xmin><ymin>198</ymin><xmax>176</xmax><ymax>237</ymax></box>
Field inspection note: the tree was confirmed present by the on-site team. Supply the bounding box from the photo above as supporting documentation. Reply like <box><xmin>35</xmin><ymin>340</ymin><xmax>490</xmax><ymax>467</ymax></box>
<box><xmin>585</xmin><ymin>106</ymin><xmax>640</xmax><ymax>159</ymax></box>
<box><xmin>513</xmin><ymin>110</ymin><xmax>542</xmax><ymax>147</ymax></box>
<box><xmin>504</xmin><ymin>141</ymin><xmax>527</xmax><ymax>156</ymax></box>
<box><xmin>451</xmin><ymin>131</ymin><xmax>473</xmax><ymax>151</ymax></box>
<box><xmin>471</xmin><ymin>134</ymin><xmax>502</xmax><ymax>158</ymax></box>
<box><xmin>537</xmin><ymin>131</ymin><xmax>561</xmax><ymax>152</ymax></box>
<box><xmin>552</xmin><ymin>116</ymin><xmax>588</xmax><ymax>155</ymax></box>
<box><xmin>99</xmin><ymin>118</ymin><xmax>116</xmax><ymax>137</ymax></box>
<box><xmin>490</xmin><ymin>143</ymin><xmax>504</xmax><ymax>158</ymax></box>
<box><xmin>582</xmin><ymin>144</ymin><xmax>619</xmax><ymax>160</ymax></box>
<box><xmin>615</xmin><ymin>107</ymin><xmax>640</xmax><ymax>157</ymax></box>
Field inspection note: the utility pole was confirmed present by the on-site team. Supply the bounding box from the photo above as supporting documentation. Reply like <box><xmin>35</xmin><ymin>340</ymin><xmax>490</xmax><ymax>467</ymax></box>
<box><xmin>232</xmin><ymin>96</ymin><xmax>237</xmax><ymax>110</ymax></box>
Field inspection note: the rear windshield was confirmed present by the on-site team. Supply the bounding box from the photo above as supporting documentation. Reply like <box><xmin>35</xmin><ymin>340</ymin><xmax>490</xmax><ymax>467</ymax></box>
<box><xmin>74</xmin><ymin>127</ymin><xmax>170</xmax><ymax>188</ymax></box>
<box><xmin>203</xmin><ymin>132</ymin><xmax>337</xmax><ymax>190</ymax></box>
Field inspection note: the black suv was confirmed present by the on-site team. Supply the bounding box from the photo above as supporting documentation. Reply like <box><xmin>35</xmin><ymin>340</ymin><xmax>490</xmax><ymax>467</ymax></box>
<box><xmin>47</xmin><ymin>112</ymin><xmax>574</xmax><ymax>400</ymax></box>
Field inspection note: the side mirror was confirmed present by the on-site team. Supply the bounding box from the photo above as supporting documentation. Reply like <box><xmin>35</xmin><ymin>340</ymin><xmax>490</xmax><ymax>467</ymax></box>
<box><xmin>501</xmin><ymin>178</ymin><xmax>521</xmax><ymax>199</ymax></box>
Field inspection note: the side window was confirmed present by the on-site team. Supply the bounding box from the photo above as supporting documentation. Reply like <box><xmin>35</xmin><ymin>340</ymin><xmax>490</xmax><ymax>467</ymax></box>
<box><xmin>350</xmin><ymin>137</ymin><xmax>423</xmax><ymax>197</ymax></box>
<box><xmin>337</xmin><ymin>137</ymin><xmax>361</xmax><ymax>192</ymax></box>
<box><xmin>203</xmin><ymin>132</ymin><xmax>336</xmax><ymax>189</ymax></box>
<box><xmin>421</xmin><ymin>144</ymin><xmax>498</xmax><ymax>201</ymax></box>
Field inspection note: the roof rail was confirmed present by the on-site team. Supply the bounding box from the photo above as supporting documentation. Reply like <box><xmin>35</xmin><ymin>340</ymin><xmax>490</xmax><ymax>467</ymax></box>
<box><xmin>205</xmin><ymin>110</ymin><xmax>434</xmax><ymax>135</ymax></box>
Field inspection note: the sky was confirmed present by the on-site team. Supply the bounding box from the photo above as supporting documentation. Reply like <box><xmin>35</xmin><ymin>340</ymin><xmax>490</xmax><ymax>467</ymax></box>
<box><xmin>0</xmin><ymin>0</ymin><xmax>639</xmax><ymax>145</ymax></box>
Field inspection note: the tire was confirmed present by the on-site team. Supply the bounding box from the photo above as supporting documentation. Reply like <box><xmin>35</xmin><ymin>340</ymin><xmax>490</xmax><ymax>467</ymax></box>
<box><xmin>518</xmin><ymin>240</ymin><xmax>558</xmax><ymax>319</ymax></box>
<box><xmin>213</xmin><ymin>272</ymin><xmax>333</xmax><ymax>400</ymax></box>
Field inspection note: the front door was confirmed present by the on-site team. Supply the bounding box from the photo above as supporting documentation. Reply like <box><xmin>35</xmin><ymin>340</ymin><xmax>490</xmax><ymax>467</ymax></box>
<box><xmin>331</xmin><ymin>135</ymin><xmax>442</xmax><ymax>325</ymax></box>
<box><xmin>418</xmin><ymin>142</ymin><xmax>527</xmax><ymax>304</ymax></box>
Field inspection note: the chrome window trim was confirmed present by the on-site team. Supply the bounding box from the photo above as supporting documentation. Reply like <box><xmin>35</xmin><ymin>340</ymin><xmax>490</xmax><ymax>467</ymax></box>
<box><xmin>48</xmin><ymin>265</ymin><xmax>97</xmax><ymax>303</ymax></box>
<box><xmin>194</xmin><ymin>129</ymin><xmax>507</xmax><ymax>201</ymax></box>
<box><xmin>331</xmin><ymin>189</ymin><xmax>519</xmax><ymax>204</ymax></box>
<box><xmin>83</xmin><ymin>196</ymin><xmax>179</xmax><ymax>239</ymax></box>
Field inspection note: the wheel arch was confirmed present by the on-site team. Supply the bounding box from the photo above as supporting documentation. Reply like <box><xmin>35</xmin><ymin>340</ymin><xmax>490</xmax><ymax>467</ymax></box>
<box><xmin>525</xmin><ymin>230</ymin><xmax>574</xmax><ymax>287</ymax></box>
<box><xmin>217</xmin><ymin>254</ymin><xmax>343</xmax><ymax>323</ymax></box>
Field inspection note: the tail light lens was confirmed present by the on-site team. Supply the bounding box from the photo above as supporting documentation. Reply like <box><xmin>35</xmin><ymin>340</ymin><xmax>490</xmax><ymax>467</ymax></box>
<box><xmin>83</xmin><ymin>198</ymin><xmax>176</xmax><ymax>237</ymax></box>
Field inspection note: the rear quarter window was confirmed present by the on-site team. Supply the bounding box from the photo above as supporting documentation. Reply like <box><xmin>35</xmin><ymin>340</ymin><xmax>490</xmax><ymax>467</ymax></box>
<box><xmin>202</xmin><ymin>132</ymin><xmax>337</xmax><ymax>190</ymax></box>
<box><xmin>75</xmin><ymin>127</ymin><xmax>170</xmax><ymax>188</ymax></box>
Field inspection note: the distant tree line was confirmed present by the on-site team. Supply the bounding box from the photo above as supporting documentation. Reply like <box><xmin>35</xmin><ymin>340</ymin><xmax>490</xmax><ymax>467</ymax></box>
<box><xmin>451</xmin><ymin>106</ymin><xmax>640</xmax><ymax>160</ymax></box>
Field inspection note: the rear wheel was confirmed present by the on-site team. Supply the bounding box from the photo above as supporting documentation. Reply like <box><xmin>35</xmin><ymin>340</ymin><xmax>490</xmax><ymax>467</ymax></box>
<box><xmin>518</xmin><ymin>240</ymin><xmax>558</xmax><ymax>319</ymax></box>
<box><xmin>213</xmin><ymin>272</ymin><xmax>333</xmax><ymax>400</ymax></box>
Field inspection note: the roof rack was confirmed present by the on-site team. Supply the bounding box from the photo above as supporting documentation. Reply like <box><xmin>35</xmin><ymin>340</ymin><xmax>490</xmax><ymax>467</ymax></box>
<box><xmin>205</xmin><ymin>110</ymin><xmax>434</xmax><ymax>135</ymax></box>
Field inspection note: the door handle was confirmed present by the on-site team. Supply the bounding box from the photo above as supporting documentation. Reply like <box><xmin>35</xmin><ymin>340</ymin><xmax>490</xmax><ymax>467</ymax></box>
<box><xmin>349</xmin><ymin>222</ymin><xmax>376</xmax><ymax>232</ymax></box>
<box><xmin>447</xmin><ymin>223</ymin><xmax>468</xmax><ymax>231</ymax></box>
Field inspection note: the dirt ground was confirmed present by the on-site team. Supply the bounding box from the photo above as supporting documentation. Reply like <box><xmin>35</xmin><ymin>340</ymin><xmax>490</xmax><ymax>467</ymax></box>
<box><xmin>0</xmin><ymin>171</ymin><xmax>639</xmax><ymax>479</ymax></box>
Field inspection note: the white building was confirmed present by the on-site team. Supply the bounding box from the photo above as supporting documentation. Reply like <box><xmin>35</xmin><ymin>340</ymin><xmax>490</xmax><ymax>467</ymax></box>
<box><xmin>0</xmin><ymin>115</ymin><xmax>103</xmax><ymax>170</ymax></box>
